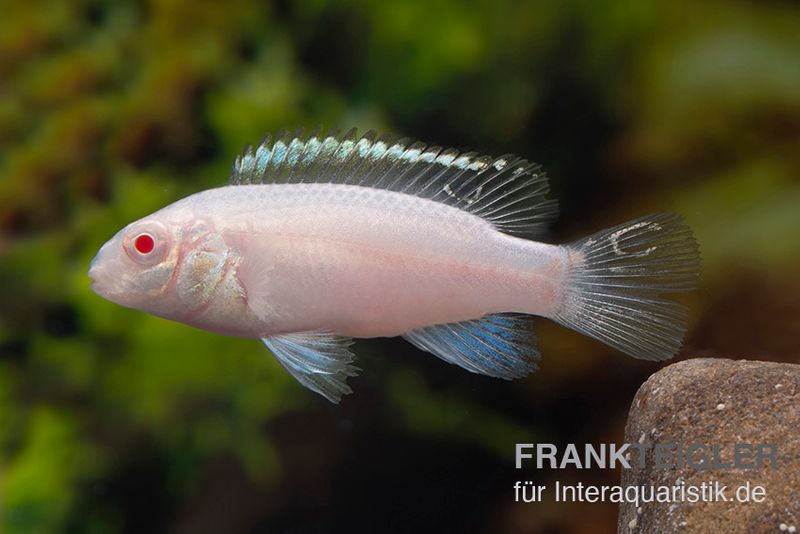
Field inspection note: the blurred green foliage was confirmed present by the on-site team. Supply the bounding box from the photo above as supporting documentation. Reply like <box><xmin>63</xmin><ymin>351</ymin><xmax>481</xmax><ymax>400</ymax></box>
<box><xmin>1</xmin><ymin>0</ymin><xmax>799</xmax><ymax>532</ymax></box>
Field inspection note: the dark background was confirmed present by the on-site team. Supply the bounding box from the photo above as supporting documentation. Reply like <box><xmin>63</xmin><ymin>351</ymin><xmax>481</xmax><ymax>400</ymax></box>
<box><xmin>1</xmin><ymin>0</ymin><xmax>799</xmax><ymax>532</ymax></box>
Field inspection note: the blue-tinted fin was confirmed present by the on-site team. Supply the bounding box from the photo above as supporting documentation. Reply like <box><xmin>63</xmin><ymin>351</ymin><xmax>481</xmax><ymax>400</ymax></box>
<box><xmin>230</xmin><ymin>129</ymin><xmax>557</xmax><ymax>238</ymax></box>
<box><xmin>402</xmin><ymin>314</ymin><xmax>540</xmax><ymax>380</ymax></box>
<box><xmin>261</xmin><ymin>332</ymin><xmax>359</xmax><ymax>403</ymax></box>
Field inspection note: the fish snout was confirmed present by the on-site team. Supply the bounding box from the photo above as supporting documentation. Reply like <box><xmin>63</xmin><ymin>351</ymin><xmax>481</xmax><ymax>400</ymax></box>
<box><xmin>88</xmin><ymin>240</ymin><xmax>115</xmax><ymax>295</ymax></box>
<box><xmin>87</xmin><ymin>256</ymin><xmax>105</xmax><ymax>295</ymax></box>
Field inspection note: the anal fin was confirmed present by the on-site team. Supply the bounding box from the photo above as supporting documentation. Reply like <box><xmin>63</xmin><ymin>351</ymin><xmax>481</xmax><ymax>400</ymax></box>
<box><xmin>261</xmin><ymin>332</ymin><xmax>359</xmax><ymax>403</ymax></box>
<box><xmin>402</xmin><ymin>313</ymin><xmax>540</xmax><ymax>380</ymax></box>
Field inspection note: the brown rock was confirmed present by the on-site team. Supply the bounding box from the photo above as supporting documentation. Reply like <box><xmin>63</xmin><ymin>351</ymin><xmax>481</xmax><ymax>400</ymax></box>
<box><xmin>618</xmin><ymin>358</ymin><xmax>800</xmax><ymax>533</ymax></box>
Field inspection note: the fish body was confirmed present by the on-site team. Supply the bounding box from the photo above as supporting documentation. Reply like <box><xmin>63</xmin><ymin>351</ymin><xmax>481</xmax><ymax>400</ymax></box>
<box><xmin>89</xmin><ymin>130</ymin><xmax>700</xmax><ymax>402</ymax></box>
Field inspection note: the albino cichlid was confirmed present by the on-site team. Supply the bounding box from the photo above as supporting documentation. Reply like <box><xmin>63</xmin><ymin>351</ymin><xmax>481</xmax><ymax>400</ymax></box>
<box><xmin>89</xmin><ymin>129</ymin><xmax>700</xmax><ymax>402</ymax></box>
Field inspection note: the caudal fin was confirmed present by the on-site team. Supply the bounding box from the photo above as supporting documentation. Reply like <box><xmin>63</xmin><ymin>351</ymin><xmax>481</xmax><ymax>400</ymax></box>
<box><xmin>553</xmin><ymin>213</ymin><xmax>700</xmax><ymax>361</ymax></box>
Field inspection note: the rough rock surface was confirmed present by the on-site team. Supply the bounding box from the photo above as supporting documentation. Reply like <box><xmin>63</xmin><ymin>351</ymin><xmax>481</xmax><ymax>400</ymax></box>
<box><xmin>618</xmin><ymin>358</ymin><xmax>800</xmax><ymax>533</ymax></box>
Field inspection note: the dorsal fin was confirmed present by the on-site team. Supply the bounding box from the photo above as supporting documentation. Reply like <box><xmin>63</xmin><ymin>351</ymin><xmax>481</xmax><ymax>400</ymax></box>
<box><xmin>230</xmin><ymin>129</ymin><xmax>558</xmax><ymax>238</ymax></box>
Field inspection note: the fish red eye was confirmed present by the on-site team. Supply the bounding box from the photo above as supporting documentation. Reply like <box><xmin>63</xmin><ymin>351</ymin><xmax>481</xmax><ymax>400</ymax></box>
<box><xmin>133</xmin><ymin>233</ymin><xmax>155</xmax><ymax>254</ymax></box>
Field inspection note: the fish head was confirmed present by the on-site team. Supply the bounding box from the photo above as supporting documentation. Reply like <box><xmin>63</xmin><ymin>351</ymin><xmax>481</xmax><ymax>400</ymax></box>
<box><xmin>88</xmin><ymin>215</ymin><xmax>183</xmax><ymax>316</ymax></box>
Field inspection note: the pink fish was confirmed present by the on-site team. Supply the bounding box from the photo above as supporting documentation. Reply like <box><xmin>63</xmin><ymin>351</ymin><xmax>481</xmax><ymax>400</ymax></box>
<box><xmin>89</xmin><ymin>130</ymin><xmax>700</xmax><ymax>402</ymax></box>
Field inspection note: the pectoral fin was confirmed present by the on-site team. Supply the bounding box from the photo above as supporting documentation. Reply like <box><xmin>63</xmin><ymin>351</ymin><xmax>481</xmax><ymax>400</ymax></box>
<box><xmin>261</xmin><ymin>332</ymin><xmax>359</xmax><ymax>403</ymax></box>
<box><xmin>235</xmin><ymin>243</ymin><xmax>276</xmax><ymax>322</ymax></box>
<box><xmin>402</xmin><ymin>313</ymin><xmax>540</xmax><ymax>379</ymax></box>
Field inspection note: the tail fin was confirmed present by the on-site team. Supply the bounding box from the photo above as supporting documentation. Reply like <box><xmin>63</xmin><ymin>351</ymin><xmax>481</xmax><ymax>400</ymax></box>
<box><xmin>553</xmin><ymin>213</ymin><xmax>700</xmax><ymax>361</ymax></box>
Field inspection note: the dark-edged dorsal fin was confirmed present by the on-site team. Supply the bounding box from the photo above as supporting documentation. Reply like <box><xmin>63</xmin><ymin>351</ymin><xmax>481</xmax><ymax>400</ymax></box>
<box><xmin>230</xmin><ymin>129</ymin><xmax>558</xmax><ymax>238</ymax></box>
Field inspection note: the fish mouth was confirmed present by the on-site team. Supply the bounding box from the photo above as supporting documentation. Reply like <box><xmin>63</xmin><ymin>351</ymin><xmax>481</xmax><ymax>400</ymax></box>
<box><xmin>88</xmin><ymin>239</ymin><xmax>113</xmax><ymax>294</ymax></box>
<box><xmin>87</xmin><ymin>261</ymin><xmax>123</xmax><ymax>303</ymax></box>
<box><xmin>87</xmin><ymin>252</ymin><xmax>107</xmax><ymax>295</ymax></box>
<box><xmin>87</xmin><ymin>263</ymin><xmax>100</xmax><ymax>294</ymax></box>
